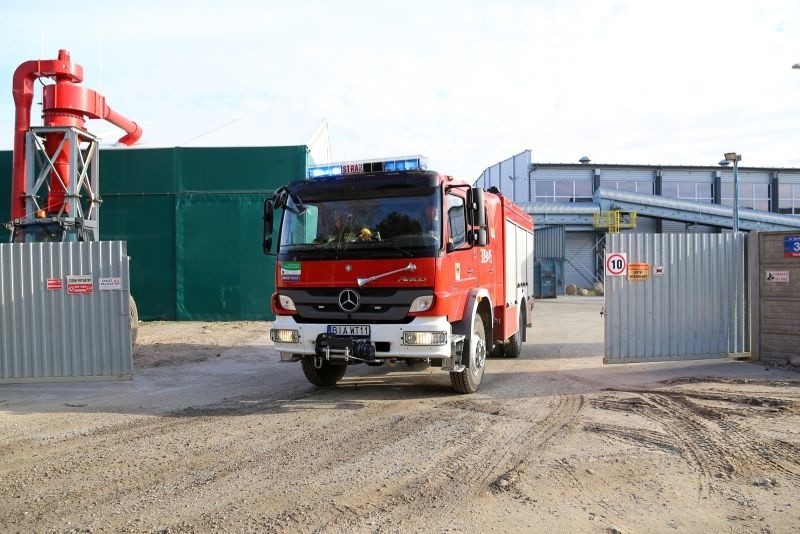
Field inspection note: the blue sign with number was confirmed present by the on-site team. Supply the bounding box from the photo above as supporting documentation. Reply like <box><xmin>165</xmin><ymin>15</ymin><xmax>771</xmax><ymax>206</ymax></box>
<box><xmin>786</xmin><ymin>236</ymin><xmax>800</xmax><ymax>258</ymax></box>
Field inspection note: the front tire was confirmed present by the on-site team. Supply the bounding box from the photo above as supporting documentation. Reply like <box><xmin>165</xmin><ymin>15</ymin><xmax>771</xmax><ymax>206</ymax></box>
<box><xmin>450</xmin><ymin>315</ymin><xmax>487</xmax><ymax>394</ymax></box>
<box><xmin>301</xmin><ymin>357</ymin><xmax>347</xmax><ymax>386</ymax></box>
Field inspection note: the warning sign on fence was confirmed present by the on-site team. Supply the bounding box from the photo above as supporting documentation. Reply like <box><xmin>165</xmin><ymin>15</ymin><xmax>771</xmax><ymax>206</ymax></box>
<box><xmin>67</xmin><ymin>275</ymin><xmax>93</xmax><ymax>295</ymax></box>
<box><xmin>627</xmin><ymin>263</ymin><xmax>650</xmax><ymax>281</ymax></box>
<box><xmin>46</xmin><ymin>278</ymin><xmax>62</xmax><ymax>291</ymax></box>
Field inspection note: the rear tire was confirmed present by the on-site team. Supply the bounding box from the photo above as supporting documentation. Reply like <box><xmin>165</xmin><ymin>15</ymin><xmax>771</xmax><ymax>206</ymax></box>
<box><xmin>504</xmin><ymin>308</ymin><xmax>524</xmax><ymax>359</ymax></box>
<box><xmin>450</xmin><ymin>315</ymin><xmax>487</xmax><ymax>394</ymax></box>
<box><xmin>301</xmin><ymin>357</ymin><xmax>347</xmax><ymax>386</ymax></box>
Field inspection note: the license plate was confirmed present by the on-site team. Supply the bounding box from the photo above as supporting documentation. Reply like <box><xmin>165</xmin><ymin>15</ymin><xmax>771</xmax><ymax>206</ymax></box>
<box><xmin>328</xmin><ymin>325</ymin><xmax>371</xmax><ymax>337</ymax></box>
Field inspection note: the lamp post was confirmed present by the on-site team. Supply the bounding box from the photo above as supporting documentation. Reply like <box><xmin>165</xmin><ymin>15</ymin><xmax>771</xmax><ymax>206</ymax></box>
<box><xmin>724</xmin><ymin>152</ymin><xmax>742</xmax><ymax>232</ymax></box>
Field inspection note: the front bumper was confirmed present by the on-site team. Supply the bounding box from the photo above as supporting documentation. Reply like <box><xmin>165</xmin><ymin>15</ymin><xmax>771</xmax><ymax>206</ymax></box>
<box><xmin>270</xmin><ymin>315</ymin><xmax>457</xmax><ymax>363</ymax></box>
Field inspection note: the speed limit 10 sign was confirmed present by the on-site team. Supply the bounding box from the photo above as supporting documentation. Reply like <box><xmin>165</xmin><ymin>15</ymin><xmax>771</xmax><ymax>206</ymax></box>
<box><xmin>605</xmin><ymin>252</ymin><xmax>628</xmax><ymax>276</ymax></box>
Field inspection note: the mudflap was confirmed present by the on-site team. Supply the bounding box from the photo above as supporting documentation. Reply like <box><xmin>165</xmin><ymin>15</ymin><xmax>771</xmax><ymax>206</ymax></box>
<box><xmin>451</xmin><ymin>288</ymin><xmax>492</xmax><ymax>369</ymax></box>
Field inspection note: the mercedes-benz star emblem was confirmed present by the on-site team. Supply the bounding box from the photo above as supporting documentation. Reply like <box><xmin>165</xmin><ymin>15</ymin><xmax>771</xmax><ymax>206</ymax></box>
<box><xmin>338</xmin><ymin>289</ymin><xmax>360</xmax><ymax>312</ymax></box>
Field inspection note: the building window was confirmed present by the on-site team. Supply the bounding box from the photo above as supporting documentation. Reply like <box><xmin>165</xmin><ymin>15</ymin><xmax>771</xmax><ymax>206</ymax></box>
<box><xmin>534</xmin><ymin>180</ymin><xmax>554</xmax><ymax>199</ymax></box>
<box><xmin>533</xmin><ymin>179</ymin><xmax>593</xmax><ymax>202</ymax></box>
<box><xmin>602</xmin><ymin>180</ymin><xmax>653</xmax><ymax>194</ymax></box>
<box><xmin>721</xmin><ymin>182</ymin><xmax>770</xmax><ymax>211</ymax></box>
<box><xmin>575</xmin><ymin>181</ymin><xmax>593</xmax><ymax>198</ymax></box>
<box><xmin>555</xmin><ymin>181</ymin><xmax>573</xmax><ymax>197</ymax></box>
<box><xmin>662</xmin><ymin>182</ymin><xmax>712</xmax><ymax>202</ymax></box>
<box><xmin>779</xmin><ymin>183</ymin><xmax>800</xmax><ymax>215</ymax></box>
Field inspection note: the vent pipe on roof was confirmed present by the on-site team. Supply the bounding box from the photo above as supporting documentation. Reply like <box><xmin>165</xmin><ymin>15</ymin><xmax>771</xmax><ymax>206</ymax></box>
<box><xmin>579</xmin><ymin>156</ymin><xmax>591</xmax><ymax>164</ymax></box>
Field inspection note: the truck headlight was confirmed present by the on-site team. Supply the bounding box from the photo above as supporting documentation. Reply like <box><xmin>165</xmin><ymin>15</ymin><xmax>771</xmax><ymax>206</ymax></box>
<box><xmin>278</xmin><ymin>294</ymin><xmax>296</xmax><ymax>311</ymax></box>
<box><xmin>271</xmin><ymin>329</ymin><xmax>300</xmax><ymax>343</ymax></box>
<box><xmin>403</xmin><ymin>331</ymin><xmax>447</xmax><ymax>346</ymax></box>
<box><xmin>409</xmin><ymin>295</ymin><xmax>434</xmax><ymax>312</ymax></box>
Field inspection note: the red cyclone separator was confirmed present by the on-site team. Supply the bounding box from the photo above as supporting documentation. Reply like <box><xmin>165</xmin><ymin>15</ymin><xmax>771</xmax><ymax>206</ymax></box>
<box><xmin>10</xmin><ymin>49</ymin><xmax>141</xmax><ymax>219</ymax></box>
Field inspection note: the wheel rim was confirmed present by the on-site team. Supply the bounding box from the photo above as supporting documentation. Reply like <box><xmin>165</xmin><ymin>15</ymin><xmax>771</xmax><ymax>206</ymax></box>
<box><xmin>472</xmin><ymin>335</ymin><xmax>486</xmax><ymax>376</ymax></box>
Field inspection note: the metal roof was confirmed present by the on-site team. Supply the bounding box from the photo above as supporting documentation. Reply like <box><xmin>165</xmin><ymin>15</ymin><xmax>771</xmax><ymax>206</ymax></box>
<box><xmin>531</xmin><ymin>162</ymin><xmax>800</xmax><ymax>172</ymax></box>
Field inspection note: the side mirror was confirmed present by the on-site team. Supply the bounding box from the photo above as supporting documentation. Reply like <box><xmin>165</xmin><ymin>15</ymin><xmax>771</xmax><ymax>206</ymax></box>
<box><xmin>470</xmin><ymin>188</ymin><xmax>486</xmax><ymax>227</ymax></box>
<box><xmin>467</xmin><ymin>187</ymin><xmax>488</xmax><ymax>246</ymax></box>
<box><xmin>263</xmin><ymin>199</ymin><xmax>274</xmax><ymax>254</ymax></box>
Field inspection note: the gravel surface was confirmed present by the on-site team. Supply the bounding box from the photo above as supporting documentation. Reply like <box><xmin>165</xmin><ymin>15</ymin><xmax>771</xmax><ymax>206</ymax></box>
<box><xmin>1</xmin><ymin>297</ymin><xmax>799</xmax><ymax>533</ymax></box>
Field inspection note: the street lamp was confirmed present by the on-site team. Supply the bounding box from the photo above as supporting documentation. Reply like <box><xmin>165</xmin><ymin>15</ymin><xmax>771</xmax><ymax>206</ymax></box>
<box><xmin>793</xmin><ymin>63</ymin><xmax>800</xmax><ymax>69</ymax></box>
<box><xmin>724</xmin><ymin>152</ymin><xmax>742</xmax><ymax>232</ymax></box>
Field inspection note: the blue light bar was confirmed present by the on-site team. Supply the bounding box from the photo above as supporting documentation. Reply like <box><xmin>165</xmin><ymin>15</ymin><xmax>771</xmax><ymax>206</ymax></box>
<box><xmin>307</xmin><ymin>155</ymin><xmax>428</xmax><ymax>178</ymax></box>
<box><xmin>308</xmin><ymin>164</ymin><xmax>343</xmax><ymax>178</ymax></box>
<box><xmin>384</xmin><ymin>157</ymin><xmax>428</xmax><ymax>172</ymax></box>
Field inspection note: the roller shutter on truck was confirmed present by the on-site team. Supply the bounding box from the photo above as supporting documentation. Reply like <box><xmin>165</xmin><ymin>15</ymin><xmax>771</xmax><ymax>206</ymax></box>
<box><xmin>504</xmin><ymin>220</ymin><xmax>534</xmax><ymax>307</ymax></box>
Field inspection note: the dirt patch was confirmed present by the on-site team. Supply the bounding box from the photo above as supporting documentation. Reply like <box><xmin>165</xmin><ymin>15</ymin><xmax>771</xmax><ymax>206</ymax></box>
<box><xmin>2</xmin><ymin>299</ymin><xmax>800</xmax><ymax>533</ymax></box>
<box><xmin>133</xmin><ymin>321</ymin><xmax>269</xmax><ymax>367</ymax></box>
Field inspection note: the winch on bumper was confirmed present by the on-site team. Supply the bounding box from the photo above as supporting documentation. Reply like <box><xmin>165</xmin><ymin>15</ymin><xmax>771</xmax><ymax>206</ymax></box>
<box><xmin>270</xmin><ymin>316</ymin><xmax>466</xmax><ymax>370</ymax></box>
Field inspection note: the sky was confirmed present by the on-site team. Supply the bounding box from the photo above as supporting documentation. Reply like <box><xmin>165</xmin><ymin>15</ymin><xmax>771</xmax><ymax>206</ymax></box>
<box><xmin>1</xmin><ymin>0</ymin><xmax>799</xmax><ymax>181</ymax></box>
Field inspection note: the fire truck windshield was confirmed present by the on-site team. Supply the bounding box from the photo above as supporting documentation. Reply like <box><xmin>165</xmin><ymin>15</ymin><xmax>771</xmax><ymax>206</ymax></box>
<box><xmin>278</xmin><ymin>192</ymin><xmax>442</xmax><ymax>260</ymax></box>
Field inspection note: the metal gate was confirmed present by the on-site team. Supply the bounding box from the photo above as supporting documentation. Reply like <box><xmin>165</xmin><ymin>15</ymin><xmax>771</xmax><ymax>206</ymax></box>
<box><xmin>604</xmin><ymin>233</ymin><xmax>748</xmax><ymax>363</ymax></box>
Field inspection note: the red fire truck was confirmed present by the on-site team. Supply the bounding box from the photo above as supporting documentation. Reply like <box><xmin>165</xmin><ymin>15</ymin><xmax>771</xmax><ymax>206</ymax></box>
<box><xmin>263</xmin><ymin>156</ymin><xmax>534</xmax><ymax>393</ymax></box>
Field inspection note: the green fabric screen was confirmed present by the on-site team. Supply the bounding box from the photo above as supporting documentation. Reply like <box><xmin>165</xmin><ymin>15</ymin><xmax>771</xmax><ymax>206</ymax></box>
<box><xmin>176</xmin><ymin>193</ymin><xmax>275</xmax><ymax>320</ymax></box>
<box><xmin>102</xmin><ymin>194</ymin><xmax>178</xmax><ymax>319</ymax></box>
<box><xmin>1</xmin><ymin>145</ymin><xmax>307</xmax><ymax>321</ymax></box>
<box><xmin>103</xmin><ymin>146</ymin><xmax>305</xmax><ymax>320</ymax></box>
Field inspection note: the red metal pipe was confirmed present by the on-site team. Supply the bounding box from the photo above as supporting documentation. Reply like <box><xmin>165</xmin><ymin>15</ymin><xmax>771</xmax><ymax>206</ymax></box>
<box><xmin>11</xmin><ymin>50</ymin><xmax>81</xmax><ymax>220</ymax></box>
<box><xmin>10</xmin><ymin>49</ymin><xmax>141</xmax><ymax>219</ymax></box>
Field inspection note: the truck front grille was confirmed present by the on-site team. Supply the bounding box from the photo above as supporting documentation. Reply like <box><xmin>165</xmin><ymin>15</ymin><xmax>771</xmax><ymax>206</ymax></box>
<box><xmin>281</xmin><ymin>288</ymin><xmax>431</xmax><ymax>324</ymax></box>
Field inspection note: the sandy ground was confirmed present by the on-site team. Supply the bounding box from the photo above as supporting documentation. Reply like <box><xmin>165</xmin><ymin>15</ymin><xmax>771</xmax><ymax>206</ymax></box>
<box><xmin>1</xmin><ymin>297</ymin><xmax>799</xmax><ymax>533</ymax></box>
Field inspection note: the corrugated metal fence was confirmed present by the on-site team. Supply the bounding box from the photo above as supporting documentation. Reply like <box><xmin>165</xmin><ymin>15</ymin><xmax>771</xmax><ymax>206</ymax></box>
<box><xmin>0</xmin><ymin>241</ymin><xmax>133</xmax><ymax>382</ymax></box>
<box><xmin>604</xmin><ymin>233</ymin><xmax>748</xmax><ymax>363</ymax></box>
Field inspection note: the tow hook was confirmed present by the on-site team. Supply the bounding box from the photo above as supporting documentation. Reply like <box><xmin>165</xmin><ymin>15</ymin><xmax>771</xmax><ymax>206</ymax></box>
<box><xmin>314</xmin><ymin>333</ymin><xmax>376</xmax><ymax>364</ymax></box>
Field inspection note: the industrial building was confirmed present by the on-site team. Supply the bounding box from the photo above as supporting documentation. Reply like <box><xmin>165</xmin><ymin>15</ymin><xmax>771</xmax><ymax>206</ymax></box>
<box><xmin>475</xmin><ymin>150</ymin><xmax>800</xmax><ymax>295</ymax></box>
